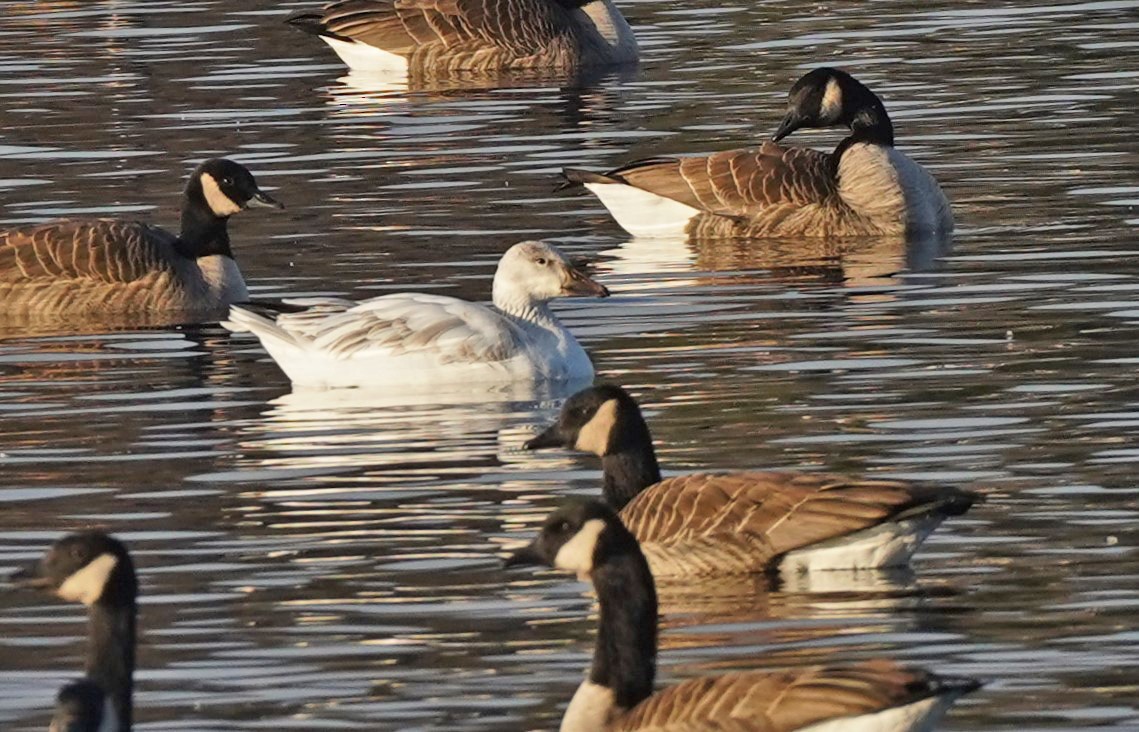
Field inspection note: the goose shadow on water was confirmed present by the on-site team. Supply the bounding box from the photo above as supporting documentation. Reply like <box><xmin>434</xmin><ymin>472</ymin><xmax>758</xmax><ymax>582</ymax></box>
<box><xmin>600</xmin><ymin>232</ymin><xmax>954</xmax><ymax>288</ymax></box>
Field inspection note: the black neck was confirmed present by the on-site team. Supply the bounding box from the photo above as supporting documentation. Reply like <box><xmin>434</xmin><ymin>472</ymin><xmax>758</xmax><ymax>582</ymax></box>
<box><xmin>600</xmin><ymin>439</ymin><xmax>661</xmax><ymax>510</ymax></box>
<box><xmin>177</xmin><ymin>181</ymin><xmax>233</xmax><ymax>259</ymax></box>
<box><xmin>87</xmin><ymin>600</ymin><xmax>136</xmax><ymax>731</ymax></box>
<box><xmin>589</xmin><ymin>538</ymin><xmax>657</xmax><ymax>710</ymax></box>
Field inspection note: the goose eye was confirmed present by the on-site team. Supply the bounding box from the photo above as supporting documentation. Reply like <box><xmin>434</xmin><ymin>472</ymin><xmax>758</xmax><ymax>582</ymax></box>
<box><xmin>557</xmin><ymin>520</ymin><xmax>571</xmax><ymax>533</ymax></box>
<box><xmin>535</xmin><ymin>257</ymin><xmax>548</xmax><ymax>266</ymax></box>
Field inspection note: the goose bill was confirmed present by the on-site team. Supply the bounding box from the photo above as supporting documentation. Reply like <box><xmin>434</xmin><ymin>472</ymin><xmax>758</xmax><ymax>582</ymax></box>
<box><xmin>772</xmin><ymin>112</ymin><xmax>803</xmax><ymax>142</ymax></box>
<box><xmin>8</xmin><ymin>560</ymin><xmax>52</xmax><ymax>589</ymax></box>
<box><xmin>503</xmin><ymin>542</ymin><xmax>545</xmax><ymax>568</ymax></box>
<box><xmin>523</xmin><ymin>422</ymin><xmax>565</xmax><ymax>450</ymax></box>
<box><xmin>560</xmin><ymin>266</ymin><xmax>609</xmax><ymax>297</ymax></box>
<box><xmin>248</xmin><ymin>190</ymin><xmax>285</xmax><ymax>210</ymax></box>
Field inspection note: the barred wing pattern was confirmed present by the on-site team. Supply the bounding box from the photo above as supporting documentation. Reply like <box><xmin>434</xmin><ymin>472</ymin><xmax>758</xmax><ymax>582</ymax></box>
<box><xmin>608</xmin><ymin>143</ymin><xmax>836</xmax><ymax>217</ymax></box>
<box><xmin>314</xmin><ymin>0</ymin><xmax>577</xmax><ymax>67</ymax></box>
<box><xmin>620</xmin><ymin>472</ymin><xmax>941</xmax><ymax>575</ymax></box>
<box><xmin>0</xmin><ymin>220</ymin><xmax>174</xmax><ymax>286</ymax></box>
<box><xmin>613</xmin><ymin>661</ymin><xmax>959</xmax><ymax>732</ymax></box>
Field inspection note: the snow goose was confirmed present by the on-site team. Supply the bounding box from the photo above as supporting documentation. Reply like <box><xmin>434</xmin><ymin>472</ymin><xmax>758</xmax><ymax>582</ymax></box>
<box><xmin>562</xmin><ymin>67</ymin><xmax>952</xmax><ymax>239</ymax></box>
<box><xmin>223</xmin><ymin>240</ymin><xmax>609</xmax><ymax>388</ymax></box>
<box><xmin>506</xmin><ymin>499</ymin><xmax>981</xmax><ymax>732</ymax></box>
<box><xmin>524</xmin><ymin>384</ymin><xmax>975</xmax><ymax>578</ymax></box>
<box><xmin>0</xmin><ymin>158</ymin><xmax>282</xmax><ymax>318</ymax></box>
<box><xmin>286</xmin><ymin>0</ymin><xmax>637</xmax><ymax>74</ymax></box>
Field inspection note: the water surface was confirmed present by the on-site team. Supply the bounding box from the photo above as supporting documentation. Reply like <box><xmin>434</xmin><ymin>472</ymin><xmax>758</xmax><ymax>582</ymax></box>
<box><xmin>1</xmin><ymin>0</ymin><xmax>1138</xmax><ymax>729</ymax></box>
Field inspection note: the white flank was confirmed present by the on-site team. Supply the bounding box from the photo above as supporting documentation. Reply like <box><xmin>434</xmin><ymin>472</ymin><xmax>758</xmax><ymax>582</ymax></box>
<box><xmin>554</xmin><ymin>518</ymin><xmax>606</xmax><ymax>581</ymax></box>
<box><xmin>780</xmin><ymin>515</ymin><xmax>944</xmax><ymax>574</ymax></box>
<box><xmin>583</xmin><ymin>182</ymin><xmax>701</xmax><ymax>238</ymax></box>
<box><xmin>560</xmin><ymin>680</ymin><xmax>616</xmax><ymax>732</ymax></box>
<box><xmin>798</xmin><ymin>694</ymin><xmax>950</xmax><ymax>732</ymax></box>
<box><xmin>56</xmin><ymin>554</ymin><xmax>118</xmax><ymax>606</ymax></box>
<box><xmin>322</xmin><ymin>36</ymin><xmax>409</xmax><ymax>73</ymax></box>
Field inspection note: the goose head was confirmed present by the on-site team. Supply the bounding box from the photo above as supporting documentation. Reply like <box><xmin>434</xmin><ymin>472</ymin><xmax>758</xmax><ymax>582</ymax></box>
<box><xmin>50</xmin><ymin>680</ymin><xmax>107</xmax><ymax>732</ymax></box>
<box><xmin>505</xmin><ymin>498</ymin><xmax>635</xmax><ymax>581</ymax></box>
<box><xmin>186</xmin><ymin>158</ymin><xmax>284</xmax><ymax>219</ymax></box>
<box><xmin>772</xmin><ymin>67</ymin><xmax>893</xmax><ymax>146</ymax></box>
<box><xmin>524</xmin><ymin>384</ymin><xmax>647</xmax><ymax>456</ymax></box>
<box><xmin>492</xmin><ymin>241</ymin><xmax>609</xmax><ymax>310</ymax></box>
<box><xmin>10</xmin><ymin>532</ymin><xmax>137</xmax><ymax>608</ymax></box>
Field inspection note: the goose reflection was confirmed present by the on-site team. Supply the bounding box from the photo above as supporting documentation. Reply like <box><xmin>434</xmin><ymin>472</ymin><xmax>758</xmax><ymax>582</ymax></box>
<box><xmin>323</xmin><ymin>65</ymin><xmax>637</xmax><ymax>132</ymax></box>
<box><xmin>233</xmin><ymin>380</ymin><xmax>590</xmax><ymax>482</ymax></box>
<box><xmin>652</xmin><ymin>567</ymin><xmax>929</xmax><ymax>633</ymax></box>
<box><xmin>600</xmin><ymin>233</ymin><xmax>953</xmax><ymax>288</ymax></box>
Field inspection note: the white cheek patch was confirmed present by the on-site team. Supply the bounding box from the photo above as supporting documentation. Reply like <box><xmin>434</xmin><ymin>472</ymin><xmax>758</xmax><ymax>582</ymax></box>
<box><xmin>199</xmin><ymin>173</ymin><xmax>243</xmax><ymax>217</ymax></box>
<box><xmin>56</xmin><ymin>553</ymin><xmax>118</xmax><ymax>606</ymax></box>
<box><xmin>821</xmin><ymin>77</ymin><xmax>843</xmax><ymax>120</ymax></box>
<box><xmin>554</xmin><ymin>519</ymin><xmax>606</xmax><ymax>581</ymax></box>
<box><xmin>575</xmin><ymin>399</ymin><xmax>618</xmax><ymax>455</ymax></box>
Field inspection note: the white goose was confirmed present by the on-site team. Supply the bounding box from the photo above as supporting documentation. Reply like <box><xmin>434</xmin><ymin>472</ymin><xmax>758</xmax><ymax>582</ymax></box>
<box><xmin>223</xmin><ymin>241</ymin><xmax>609</xmax><ymax>389</ymax></box>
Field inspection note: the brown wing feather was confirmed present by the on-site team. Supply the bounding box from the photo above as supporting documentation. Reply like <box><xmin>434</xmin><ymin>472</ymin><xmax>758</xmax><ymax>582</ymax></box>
<box><xmin>619</xmin><ymin>471</ymin><xmax>945</xmax><ymax>560</ymax></box>
<box><xmin>613</xmin><ymin>661</ymin><xmax>953</xmax><ymax>732</ymax></box>
<box><xmin>0</xmin><ymin>220</ymin><xmax>175</xmax><ymax>286</ymax></box>
<box><xmin>317</xmin><ymin>0</ymin><xmax>571</xmax><ymax>58</ymax></box>
<box><xmin>608</xmin><ymin>142</ymin><xmax>837</xmax><ymax>218</ymax></box>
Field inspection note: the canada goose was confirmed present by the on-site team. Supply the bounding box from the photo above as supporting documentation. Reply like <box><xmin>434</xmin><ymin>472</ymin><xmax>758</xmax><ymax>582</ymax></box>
<box><xmin>222</xmin><ymin>240</ymin><xmax>609</xmax><ymax>388</ymax></box>
<box><xmin>562</xmin><ymin>67</ymin><xmax>952</xmax><ymax>239</ymax></box>
<box><xmin>286</xmin><ymin>0</ymin><xmax>637</xmax><ymax>73</ymax></box>
<box><xmin>10</xmin><ymin>532</ymin><xmax>137</xmax><ymax>732</ymax></box>
<box><xmin>0</xmin><ymin>158</ymin><xmax>282</xmax><ymax>318</ymax></box>
<box><xmin>506</xmin><ymin>499</ymin><xmax>981</xmax><ymax>732</ymax></box>
<box><xmin>523</xmin><ymin>385</ymin><xmax>975</xmax><ymax>578</ymax></box>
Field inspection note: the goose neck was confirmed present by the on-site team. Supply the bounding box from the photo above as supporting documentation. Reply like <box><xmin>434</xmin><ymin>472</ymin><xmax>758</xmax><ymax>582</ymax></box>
<box><xmin>178</xmin><ymin>197</ymin><xmax>234</xmax><ymax>259</ymax></box>
<box><xmin>600</xmin><ymin>437</ymin><xmax>662</xmax><ymax>511</ymax></box>
<box><xmin>493</xmin><ymin>289</ymin><xmax>557</xmax><ymax>327</ymax></box>
<box><xmin>88</xmin><ymin>599</ymin><xmax>135</xmax><ymax>731</ymax></box>
<box><xmin>588</xmin><ymin>543</ymin><xmax>657</xmax><ymax>713</ymax></box>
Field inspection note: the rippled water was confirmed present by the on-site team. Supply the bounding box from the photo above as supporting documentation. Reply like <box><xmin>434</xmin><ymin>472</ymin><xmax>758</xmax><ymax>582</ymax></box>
<box><xmin>1</xmin><ymin>0</ymin><xmax>1138</xmax><ymax>729</ymax></box>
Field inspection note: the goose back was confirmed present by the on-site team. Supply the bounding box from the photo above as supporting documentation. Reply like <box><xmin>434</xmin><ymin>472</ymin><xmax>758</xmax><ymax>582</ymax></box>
<box><xmin>295</xmin><ymin>0</ymin><xmax>636</xmax><ymax>72</ymax></box>
<box><xmin>611</xmin><ymin>661</ymin><xmax>972</xmax><ymax>732</ymax></box>
<box><xmin>619</xmin><ymin>472</ymin><xmax>960</xmax><ymax>577</ymax></box>
<box><xmin>0</xmin><ymin>219</ymin><xmax>247</xmax><ymax>315</ymax></box>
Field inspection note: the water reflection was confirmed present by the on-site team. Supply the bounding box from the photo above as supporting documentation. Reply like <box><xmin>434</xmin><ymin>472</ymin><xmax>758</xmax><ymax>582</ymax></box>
<box><xmin>2</xmin><ymin>0</ymin><xmax>1139</xmax><ymax>729</ymax></box>
<box><xmin>602</xmin><ymin>233</ymin><xmax>952</xmax><ymax>287</ymax></box>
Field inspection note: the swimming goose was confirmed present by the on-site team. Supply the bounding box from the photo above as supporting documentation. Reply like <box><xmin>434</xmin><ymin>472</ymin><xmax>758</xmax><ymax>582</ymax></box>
<box><xmin>286</xmin><ymin>0</ymin><xmax>637</xmax><ymax>73</ymax></box>
<box><xmin>506</xmin><ymin>499</ymin><xmax>981</xmax><ymax>732</ymax></box>
<box><xmin>223</xmin><ymin>240</ymin><xmax>609</xmax><ymax>388</ymax></box>
<box><xmin>524</xmin><ymin>385</ymin><xmax>975</xmax><ymax>578</ymax></box>
<box><xmin>11</xmin><ymin>532</ymin><xmax>137</xmax><ymax>732</ymax></box>
<box><xmin>562</xmin><ymin>67</ymin><xmax>952</xmax><ymax>239</ymax></box>
<box><xmin>0</xmin><ymin>159</ymin><xmax>282</xmax><ymax>317</ymax></box>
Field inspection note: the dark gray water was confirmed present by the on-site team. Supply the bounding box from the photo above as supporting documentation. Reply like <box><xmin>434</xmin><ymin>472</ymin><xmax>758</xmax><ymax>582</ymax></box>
<box><xmin>1</xmin><ymin>0</ymin><xmax>1138</xmax><ymax>729</ymax></box>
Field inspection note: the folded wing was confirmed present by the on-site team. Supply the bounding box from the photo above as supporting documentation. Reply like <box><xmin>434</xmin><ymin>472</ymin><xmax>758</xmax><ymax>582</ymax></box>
<box><xmin>311</xmin><ymin>0</ymin><xmax>572</xmax><ymax>58</ymax></box>
<box><xmin>599</xmin><ymin>142</ymin><xmax>836</xmax><ymax>217</ymax></box>
<box><xmin>0</xmin><ymin>220</ymin><xmax>173</xmax><ymax>286</ymax></box>
<box><xmin>267</xmin><ymin>293</ymin><xmax>524</xmax><ymax>364</ymax></box>
<box><xmin>621</xmin><ymin>471</ymin><xmax>946</xmax><ymax>557</ymax></box>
